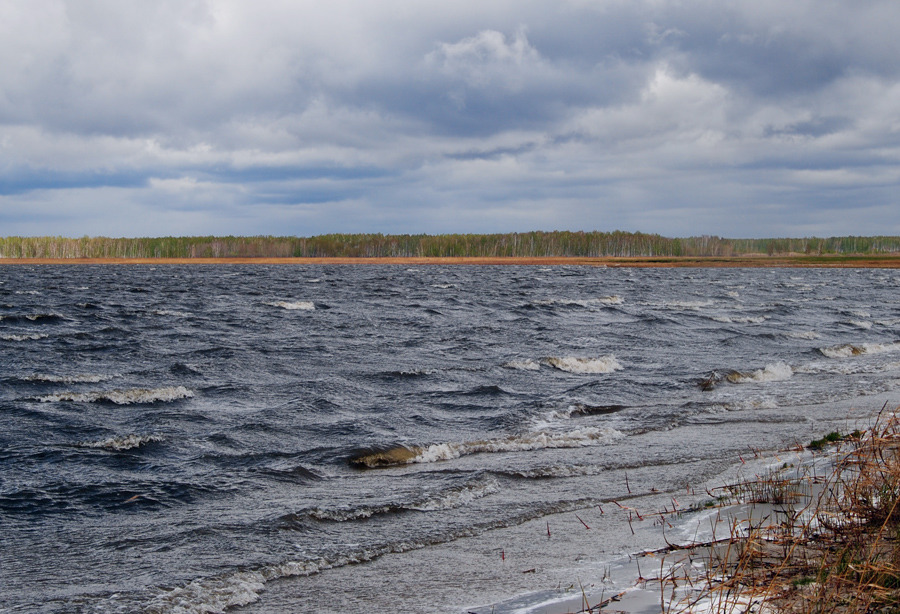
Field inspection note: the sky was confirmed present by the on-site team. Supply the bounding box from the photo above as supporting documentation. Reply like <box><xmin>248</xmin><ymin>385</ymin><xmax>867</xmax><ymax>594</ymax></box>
<box><xmin>1</xmin><ymin>0</ymin><xmax>899</xmax><ymax>239</ymax></box>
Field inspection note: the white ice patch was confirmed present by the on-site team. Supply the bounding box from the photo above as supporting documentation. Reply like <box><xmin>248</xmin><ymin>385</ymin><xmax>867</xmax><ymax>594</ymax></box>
<box><xmin>266</xmin><ymin>301</ymin><xmax>315</xmax><ymax>310</ymax></box>
<box><xmin>38</xmin><ymin>386</ymin><xmax>194</xmax><ymax>405</ymax></box>
<box><xmin>543</xmin><ymin>356</ymin><xmax>623</xmax><ymax>374</ymax></box>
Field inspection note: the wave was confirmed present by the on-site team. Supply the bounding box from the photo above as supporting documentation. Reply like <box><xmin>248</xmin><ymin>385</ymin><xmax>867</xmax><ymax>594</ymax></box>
<box><xmin>349</xmin><ymin>426</ymin><xmax>624</xmax><ymax>468</ymax></box>
<box><xmin>502</xmin><ymin>359</ymin><xmax>541</xmax><ymax>371</ymax></box>
<box><xmin>0</xmin><ymin>313</ymin><xmax>63</xmax><ymax>323</ymax></box>
<box><xmin>265</xmin><ymin>301</ymin><xmax>315</xmax><ymax>311</ymax></box>
<box><xmin>25</xmin><ymin>373</ymin><xmax>114</xmax><ymax>383</ymax></box>
<box><xmin>700</xmin><ymin>363</ymin><xmax>793</xmax><ymax>389</ymax></box>
<box><xmin>785</xmin><ymin>330</ymin><xmax>821</xmax><ymax>340</ymax></box>
<box><xmin>710</xmin><ymin>315</ymin><xmax>768</xmax><ymax>324</ymax></box>
<box><xmin>1</xmin><ymin>333</ymin><xmax>49</xmax><ymax>341</ymax></box>
<box><xmin>662</xmin><ymin>300</ymin><xmax>714</xmax><ymax>311</ymax></box>
<box><xmin>305</xmin><ymin>477</ymin><xmax>500</xmax><ymax>521</ymax></box>
<box><xmin>819</xmin><ymin>342</ymin><xmax>900</xmax><ymax>358</ymax></box>
<box><xmin>543</xmin><ymin>355</ymin><xmax>623</xmax><ymax>374</ymax></box>
<box><xmin>847</xmin><ymin>320</ymin><xmax>873</xmax><ymax>330</ymax></box>
<box><xmin>37</xmin><ymin>386</ymin><xmax>194</xmax><ymax>405</ymax></box>
<box><xmin>81</xmin><ymin>433</ymin><xmax>163</xmax><ymax>451</ymax></box>
<box><xmin>153</xmin><ymin>309</ymin><xmax>192</xmax><ymax>317</ymax></box>
<box><xmin>725</xmin><ymin>362</ymin><xmax>793</xmax><ymax>384</ymax></box>
<box><xmin>532</xmin><ymin>296</ymin><xmax>623</xmax><ymax>308</ymax></box>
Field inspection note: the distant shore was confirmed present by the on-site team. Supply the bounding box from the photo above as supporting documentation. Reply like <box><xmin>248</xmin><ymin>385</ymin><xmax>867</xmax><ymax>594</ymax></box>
<box><xmin>4</xmin><ymin>254</ymin><xmax>900</xmax><ymax>267</ymax></box>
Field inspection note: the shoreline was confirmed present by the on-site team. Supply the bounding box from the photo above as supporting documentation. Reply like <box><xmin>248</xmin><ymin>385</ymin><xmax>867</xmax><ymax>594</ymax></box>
<box><xmin>4</xmin><ymin>255</ymin><xmax>900</xmax><ymax>267</ymax></box>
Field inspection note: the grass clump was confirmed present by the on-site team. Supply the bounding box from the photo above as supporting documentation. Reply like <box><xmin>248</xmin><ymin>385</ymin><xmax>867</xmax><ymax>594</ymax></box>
<box><xmin>676</xmin><ymin>409</ymin><xmax>900</xmax><ymax>613</ymax></box>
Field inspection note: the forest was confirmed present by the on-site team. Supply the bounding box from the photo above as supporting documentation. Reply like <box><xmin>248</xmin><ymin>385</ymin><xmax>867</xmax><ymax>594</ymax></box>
<box><xmin>2</xmin><ymin>232</ymin><xmax>900</xmax><ymax>259</ymax></box>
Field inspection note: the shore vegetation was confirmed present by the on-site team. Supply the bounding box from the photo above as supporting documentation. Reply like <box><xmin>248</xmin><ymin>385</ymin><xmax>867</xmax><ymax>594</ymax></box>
<box><xmin>3</xmin><ymin>232</ymin><xmax>900</xmax><ymax>260</ymax></box>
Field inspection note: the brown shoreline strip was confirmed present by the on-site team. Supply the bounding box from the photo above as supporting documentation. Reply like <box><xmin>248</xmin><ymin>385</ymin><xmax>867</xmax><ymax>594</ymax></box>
<box><xmin>3</xmin><ymin>255</ymin><xmax>900</xmax><ymax>267</ymax></box>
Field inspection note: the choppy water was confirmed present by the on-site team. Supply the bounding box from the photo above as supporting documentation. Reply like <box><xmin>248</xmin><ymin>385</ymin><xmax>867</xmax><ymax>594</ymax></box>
<box><xmin>2</xmin><ymin>265</ymin><xmax>900</xmax><ymax>613</ymax></box>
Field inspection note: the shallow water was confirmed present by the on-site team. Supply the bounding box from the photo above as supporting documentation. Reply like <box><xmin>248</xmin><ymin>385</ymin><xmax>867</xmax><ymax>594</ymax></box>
<box><xmin>2</xmin><ymin>265</ymin><xmax>899</xmax><ymax>613</ymax></box>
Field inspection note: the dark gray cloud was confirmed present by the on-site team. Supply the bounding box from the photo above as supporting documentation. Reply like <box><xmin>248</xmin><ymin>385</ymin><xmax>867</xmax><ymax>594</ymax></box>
<box><xmin>1</xmin><ymin>0</ymin><xmax>899</xmax><ymax>238</ymax></box>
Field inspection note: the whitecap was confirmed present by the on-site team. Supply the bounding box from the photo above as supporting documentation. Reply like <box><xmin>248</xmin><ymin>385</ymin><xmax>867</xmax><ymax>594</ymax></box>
<box><xmin>725</xmin><ymin>362</ymin><xmax>793</xmax><ymax>384</ymax></box>
<box><xmin>25</xmin><ymin>373</ymin><xmax>114</xmax><ymax>383</ymax></box>
<box><xmin>543</xmin><ymin>356</ymin><xmax>623</xmax><ymax>374</ymax></box>
<box><xmin>265</xmin><ymin>299</ymin><xmax>315</xmax><ymax>311</ymax></box>
<box><xmin>1</xmin><ymin>333</ymin><xmax>48</xmax><ymax>341</ymax></box>
<box><xmin>81</xmin><ymin>434</ymin><xmax>163</xmax><ymax>451</ymax></box>
<box><xmin>785</xmin><ymin>331</ymin><xmax>821</xmax><ymax>340</ymax></box>
<box><xmin>820</xmin><ymin>342</ymin><xmax>900</xmax><ymax>358</ymax></box>
<box><xmin>502</xmin><ymin>359</ymin><xmax>541</xmax><ymax>371</ymax></box>
<box><xmin>710</xmin><ymin>315</ymin><xmax>768</xmax><ymax>324</ymax></box>
<box><xmin>352</xmin><ymin>427</ymin><xmax>625</xmax><ymax>468</ymax></box>
<box><xmin>265</xmin><ymin>301</ymin><xmax>315</xmax><ymax>311</ymax></box>
<box><xmin>37</xmin><ymin>386</ymin><xmax>194</xmax><ymax>405</ymax></box>
<box><xmin>663</xmin><ymin>300</ymin><xmax>714</xmax><ymax>310</ymax></box>
<box><xmin>848</xmin><ymin>320</ymin><xmax>873</xmax><ymax>330</ymax></box>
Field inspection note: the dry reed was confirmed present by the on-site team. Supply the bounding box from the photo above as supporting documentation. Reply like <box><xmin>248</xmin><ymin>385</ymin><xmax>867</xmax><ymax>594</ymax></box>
<box><xmin>651</xmin><ymin>408</ymin><xmax>900</xmax><ymax>614</ymax></box>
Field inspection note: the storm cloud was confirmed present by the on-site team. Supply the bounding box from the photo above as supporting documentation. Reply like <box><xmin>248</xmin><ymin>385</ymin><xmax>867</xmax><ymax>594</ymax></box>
<box><xmin>1</xmin><ymin>0</ymin><xmax>899</xmax><ymax>237</ymax></box>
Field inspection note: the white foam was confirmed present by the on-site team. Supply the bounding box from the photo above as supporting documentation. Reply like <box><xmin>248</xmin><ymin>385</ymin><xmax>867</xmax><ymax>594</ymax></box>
<box><xmin>1</xmin><ymin>333</ymin><xmax>48</xmax><ymax>341</ymax></box>
<box><xmin>785</xmin><ymin>330</ymin><xmax>821</xmax><ymax>340</ymax></box>
<box><xmin>82</xmin><ymin>434</ymin><xmax>163</xmax><ymax>451</ymax></box>
<box><xmin>663</xmin><ymin>300</ymin><xmax>714</xmax><ymax>310</ymax></box>
<box><xmin>533</xmin><ymin>296</ymin><xmax>623</xmax><ymax>308</ymax></box>
<box><xmin>26</xmin><ymin>373</ymin><xmax>113</xmax><ymax>383</ymax></box>
<box><xmin>820</xmin><ymin>342</ymin><xmax>900</xmax><ymax>358</ymax></box>
<box><xmin>411</xmin><ymin>427</ymin><xmax>625</xmax><ymax>464</ymax></box>
<box><xmin>38</xmin><ymin>386</ymin><xmax>194</xmax><ymax>405</ymax></box>
<box><xmin>502</xmin><ymin>359</ymin><xmax>541</xmax><ymax>371</ymax></box>
<box><xmin>153</xmin><ymin>309</ymin><xmax>192</xmax><ymax>317</ymax></box>
<box><xmin>710</xmin><ymin>315</ymin><xmax>768</xmax><ymax>324</ymax></box>
<box><xmin>543</xmin><ymin>356</ymin><xmax>623</xmax><ymax>374</ymax></box>
<box><xmin>266</xmin><ymin>300</ymin><xmax>315</xmax><ymax>311</ymax></box>
<box><xmin>726</xmin><ymin>362</ymin><xmax>793</xmax><ymax>384</ymax></box>
<box><xmin>408</xmin><ymin>478</ymin><xmax>501</xmax><ymax>512</ymax></box>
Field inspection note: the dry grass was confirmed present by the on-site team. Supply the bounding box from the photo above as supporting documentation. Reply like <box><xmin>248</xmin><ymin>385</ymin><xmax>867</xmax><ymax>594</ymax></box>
<box><xmin>646</xmin><ymin>408</ymin><xmax>900</xmax><ymax>614</ymax></box>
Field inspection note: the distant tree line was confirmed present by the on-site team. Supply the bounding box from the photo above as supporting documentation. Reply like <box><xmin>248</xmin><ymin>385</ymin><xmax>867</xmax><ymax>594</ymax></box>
<box><xmin>2</xmin><ymin>232</ymin><xmax>900</xmax><ymax>259</ymax></box>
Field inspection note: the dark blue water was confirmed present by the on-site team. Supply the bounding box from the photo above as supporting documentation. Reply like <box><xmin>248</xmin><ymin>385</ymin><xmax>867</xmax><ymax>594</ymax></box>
<box><xmin>2</xmin><ymin>265</ymin><xmax>900</xmax><ymax>613</ymax></box>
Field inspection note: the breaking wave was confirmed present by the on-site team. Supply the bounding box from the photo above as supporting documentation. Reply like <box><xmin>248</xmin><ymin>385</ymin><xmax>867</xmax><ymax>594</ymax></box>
<box><xmin>710</xmin><ymin>315</ymin><xmax>768</xmax><ymax>324</ymax></box>
<box><xmin>37</xmin><ymin>386</ymin><xmax>194</xmax><ymax>405</ymax></box>
<box><xmin>725</xmin><ymin>362</ymin><xmax>793</xmax><ymax>384</ymax></box>
<box><xmin>306</xmin><ymin>477</ymin><xmax>500</xmax><ymax>521</ymax></box>
<box><xmin>1</xmin><ymin>333</ymin><xmax>49</xmax><ymax>341</ymax></box>
<box><xmin>502</xmin><ymin>359</ymin><xmax>541</xmax><ymax>371</ymax></box>
<box><xmin>785</xmin><ymin>330</ymin><xmax>821</xmax><ymax>340</ymax></box>
<box><xmin>81</xmin><ymin>434</ymin><xmax>163</xmax><ymax>451</ymax></box>
<box><xmin>25</xmin><ymin>373</ymin><xmax>114</xmax><ymax>384</ymax></box>
<box><xmin>265</xmin><ymin>301</ymin><xmax>315</xmax><ymax>311</ymax></box>
<box><xmin>349</xmin><ymin>427</ymin><xmax>624</xmax><ymax>468</ymax></box>
<box><xmin>532</xmin><ymin>296</ymin><xmax>623</xmax><ymax>308</ymax></box>
<box><xmin>820</xmin><ymin>342</ymin><xmax>900</xmax><ymax>358</ymax></box>
<box><xmin>543</xmin><ymin>356</ymin><xmax>623</xmax><ymax>374</ymax></box>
